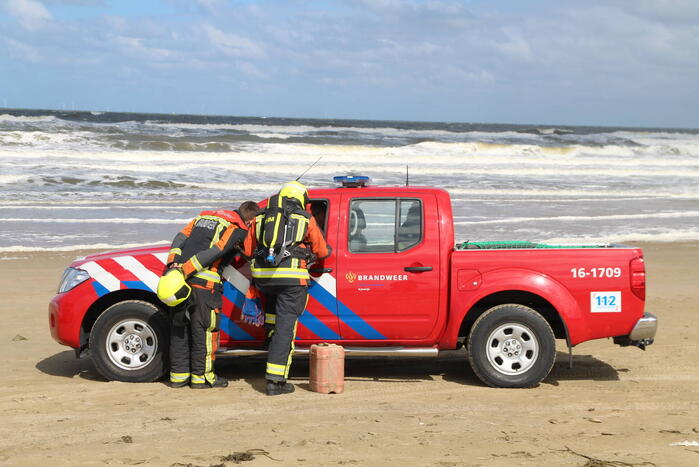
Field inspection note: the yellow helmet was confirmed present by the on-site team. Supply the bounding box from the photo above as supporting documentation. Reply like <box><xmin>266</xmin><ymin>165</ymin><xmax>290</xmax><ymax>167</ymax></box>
<box><xmin>279</xmin><ymin>180</ymin><xmax>309</xmax><ymax>206</ymax></box>
<box><xmin>157</xmin><ymin>268</ymin><xmax>191</xmax><ymax>307</ymax></box>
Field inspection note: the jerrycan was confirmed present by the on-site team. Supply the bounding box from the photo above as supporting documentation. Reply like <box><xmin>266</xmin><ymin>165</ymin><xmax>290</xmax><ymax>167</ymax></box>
<box><xmin>309</xmin><ymin>343</ymin><xmax>345</xmax><ymax>394</ymax></box>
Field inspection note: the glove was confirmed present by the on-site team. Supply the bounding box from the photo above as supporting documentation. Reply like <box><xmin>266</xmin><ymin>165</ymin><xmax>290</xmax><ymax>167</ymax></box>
<box><xmin>241</xmin><ymin>285</ymin><xmax>264</xmax><ymax>327</ymax></box>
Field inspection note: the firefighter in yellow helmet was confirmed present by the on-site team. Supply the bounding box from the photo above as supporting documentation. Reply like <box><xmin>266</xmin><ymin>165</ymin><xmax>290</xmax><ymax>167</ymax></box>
<box><xmin>243</xmin><ymin>181</ymin><xmax>331</xmax><ymax>395</ymax></box>
<box><xmin>161</xmin><ymin>201</ymin><xmax>260</xmax><ymax>388</ymax></box>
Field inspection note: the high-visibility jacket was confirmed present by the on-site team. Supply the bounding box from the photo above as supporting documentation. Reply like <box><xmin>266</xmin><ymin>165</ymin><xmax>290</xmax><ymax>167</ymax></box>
<box><xmin>167</xmin><ymin>210</ymin><xmax>248</xmax><ymax>290</ymax></box>
<box><xmin>243</xmin><ymin>205</ymin><xmax>330</xmax><ymax>287</ymax></box>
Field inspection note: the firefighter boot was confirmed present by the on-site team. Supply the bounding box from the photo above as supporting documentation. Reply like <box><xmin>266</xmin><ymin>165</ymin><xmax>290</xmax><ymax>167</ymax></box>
<box><xmin>266</xmin><ymin>380</ymin><xmax>295</xmax><ymax>396</ymax></box>
<box><xmin>168</xmin><ymin>379</ymin><xmax>190</xmax><ymax>389</ymax></box>
<box><xmin>191</xmin><ymin>375</ymin><xmax>229</xmax><ymax>389</ymax></box>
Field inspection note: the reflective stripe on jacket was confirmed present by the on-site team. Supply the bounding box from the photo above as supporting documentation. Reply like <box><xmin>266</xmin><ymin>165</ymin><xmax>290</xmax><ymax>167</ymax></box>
<box><xmin>167</xmin><ymin>210</ymin><xmax>248</xmax><ymax>290</ymax></box>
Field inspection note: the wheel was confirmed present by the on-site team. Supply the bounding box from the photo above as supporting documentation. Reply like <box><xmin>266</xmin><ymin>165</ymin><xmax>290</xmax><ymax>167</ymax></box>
<box><xmin>467</xmin><ymin>304</ymin><xmax>555</xmax><ymax>388</ymax></box>
<box><xmin>89</xmin><ymin>300</ymin><xmax>169</xmax><ymax>382</ymax></box>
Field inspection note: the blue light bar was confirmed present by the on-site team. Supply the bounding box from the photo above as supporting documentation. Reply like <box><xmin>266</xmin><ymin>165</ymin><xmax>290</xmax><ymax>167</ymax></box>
<box><xmin>333</xmin><ymin>175</ymin><xmax>371</xmax><ymax>188</ymax></box>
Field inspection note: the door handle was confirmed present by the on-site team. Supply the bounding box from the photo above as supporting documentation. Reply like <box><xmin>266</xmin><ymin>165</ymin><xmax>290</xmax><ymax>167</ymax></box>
<box><xmin>404</xmin><ymin>266</ymin><xmax>432</xmax><ymax>272</ymax></box>
<box><xmin>309</xmin><ymin>267</ymin><xmax>333</xmax><ymax>274</ymax></box>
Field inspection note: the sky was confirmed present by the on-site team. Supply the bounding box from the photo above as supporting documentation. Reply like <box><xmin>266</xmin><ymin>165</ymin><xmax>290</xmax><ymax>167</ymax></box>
<box><xmin>0</xmin><ymin>0</ymin><xmax>698</xmax><ymax>127</ymax></box>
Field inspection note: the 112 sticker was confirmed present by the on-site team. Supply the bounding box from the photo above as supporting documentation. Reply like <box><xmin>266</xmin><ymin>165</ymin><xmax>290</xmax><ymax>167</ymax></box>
<box><xmin>590</xmin><ymin>291</ymin><xmax>622</xmax><ymax>313</ymax></box>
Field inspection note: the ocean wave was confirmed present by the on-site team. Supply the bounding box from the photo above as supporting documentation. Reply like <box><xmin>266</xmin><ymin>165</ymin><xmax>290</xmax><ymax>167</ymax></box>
<box><xmin>5</xmin><ymin>142</ymin><xmax>697</xmax><ymax>168</ymax></box>
<box><xmin>453</xmin><ymin>211</ymin><xmax>699</xmax><ymax>225</ymax></box>
<box><xmin>531</xmin><ymin>128</ymin><xmax>574</xmax><ymax>135</ymax></box>
<box><xmin>188</xmin><ymin>182</ymin><xmax>280</xmax><ymax>192</ymax></box>
<box><xmin>0</xmin><ymin>241</ymin><xmax>169</xmax><ymax>253</ymax></box>
<box><xmin>543</xmin><ymin>229</ymin><xmax>699</xmax><ymax>244</ymax></box>
<box><xmin>0</xmin><ymin>113</ymin><xmax>58</xmax><ymax>123</ymax></box>
<box><xmin>0</xmin><ymin>204</ymin><xmax>197</xmax><ymax>210</ymax></box>
<box><xmin>0</xmin><ymin>175</ymin><xmax>28</xmax><ymax>184</ymax></box>
<box><xmin>142</xmin><ymin>121</ymin><xmax>489</xmax><ymax>140</ymax></box>
<box><xmin>446</xmin><ymin>187</ymin><xmax>699</xmax><ymax>199</ymax></box>
<box><xmin>18</xmin><ymin>158</ymin><xmax>695</xmax><ymax>178</ymax></box>
<box><xmin>0</xmin><ymin>217</ymin><xmax>191</xmax><ymax>224</ymax></box>
<box><xmin>3</xmin><ymin>128</ymin><xmax>699</xmax><ymax>162</ymax></box>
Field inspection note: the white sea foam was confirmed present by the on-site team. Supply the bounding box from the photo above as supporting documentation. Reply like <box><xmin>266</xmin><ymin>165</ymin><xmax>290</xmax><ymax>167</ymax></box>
<box><xmin>0</xmin><ymin>114</ymin><xmax>58</xmax><ymax>123</ymax></box>
<box><xmin>543</xmin><ymin>229</ymin><xmax>699</xmax><ymax>244</ymax></box>
<box><xmin>453</xmin><ymin>211</ymin><xmax>699</xmax><ymax>225</ymax></box>
<box><xmin>0</xmin><ymin>217</ymin><xmax>191</xmax><ymax>224</ymax></box>
<box><xmin>3</xmin><ymin>145</ymin><xmax>697</xmax><ymax>172</ymax></box>
<box><xmin>143</xmin><ymin>121</ymin><xmax>489</xmax><ymax>141</ymax></box>
<box><xmin>0</xmin><ymin>241</ymin><xmax>169</xmax><ymax>253</ymax></box>
<box><xmin>0</xmin><ymin>204</ymin><xmax>197</xmax><ymax>210</ymax></box>
<box><xmin>57</xmin><ymin>161</ymin><xmax>699</xmax><ymax>178</ymax></box>
<box><xmin>0</xmin><ymin>198</ymin><xmax>246</xmax><ymax>206</ymax></box>
<box><xmin>446</xmin><ymin>187</ymin><xmax>699</xmax><ymax>199</ymax></box>
<box><xmin>0</xmin><ymin>175</ymin><xmax>28</xmax><ymax>184</ymax></box>
<box><xmin>188</xmin><ymin>182</ymin><xmax>280</xmax><ymax>192</ymax></box>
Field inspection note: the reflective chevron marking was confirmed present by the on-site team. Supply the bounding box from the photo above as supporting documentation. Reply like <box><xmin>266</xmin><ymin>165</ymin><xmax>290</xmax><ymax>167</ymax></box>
<box><xmin>153</xmin><ymin>252</ymin><xmax>168</xmax><ymax>264</ymax></box>
<box><xmin>223</xmin><ymin>265</ymin><xmax>251</xmax><ymax>295</ymax></box>
<box><xmin>82</xmin><ymin>261</ymin><xmax>121</xmax><ymax>292</ymax></box>
<box><xmin>113</xmin><ymin>255</ymin><xmax>160</xmax><ymax>292</ymax></box>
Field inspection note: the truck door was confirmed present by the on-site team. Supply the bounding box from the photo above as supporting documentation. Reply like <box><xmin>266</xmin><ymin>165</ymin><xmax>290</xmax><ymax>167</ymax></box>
<box><xmin>336</xmin><ymin>193</ymin><xmax>441</xmax><ymax>341</ymax></box>
<box><xmin>298</xmin><ymin>198</ymin><xmax>341</xmax><ymax>341</ymax></box>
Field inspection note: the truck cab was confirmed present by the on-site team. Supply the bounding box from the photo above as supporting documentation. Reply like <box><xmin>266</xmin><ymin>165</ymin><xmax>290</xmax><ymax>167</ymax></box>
<box><xmin>49</xmin><ymin>176</ymin><xmax>656</xmax><ymax>387</ymax></box>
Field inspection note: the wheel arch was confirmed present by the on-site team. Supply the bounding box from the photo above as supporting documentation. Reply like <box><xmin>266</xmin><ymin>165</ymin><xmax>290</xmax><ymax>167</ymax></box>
<box><xmin>79</xmin><ymin>290</ymin><xmax>165</xmax><ymax>350</ymax></box>
<box><xmin>458</xmin><ymin>290</ymin><xmax>570</xmax><ymax>346</ymax></box>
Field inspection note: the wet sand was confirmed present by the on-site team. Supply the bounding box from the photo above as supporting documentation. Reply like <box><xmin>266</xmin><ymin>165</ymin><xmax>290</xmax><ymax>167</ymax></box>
<box><xmin>1</xmin><ymin>242</ymin><xmax>698</xmax><ymax>466</ymax></box>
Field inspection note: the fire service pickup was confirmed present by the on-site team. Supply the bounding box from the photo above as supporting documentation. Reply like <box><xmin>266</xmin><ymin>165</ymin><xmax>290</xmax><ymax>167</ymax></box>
<box><xmin>49</xmin><ymin>176</ymin><xmax>656</xmax><ymax>388</ymax></box>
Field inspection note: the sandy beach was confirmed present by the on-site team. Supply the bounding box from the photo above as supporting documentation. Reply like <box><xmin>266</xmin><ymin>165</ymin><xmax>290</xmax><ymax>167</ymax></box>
<box><xmin>1</xmin><ymin>242</ymin><xmax>697</xmax><ymax>466</ymax></box>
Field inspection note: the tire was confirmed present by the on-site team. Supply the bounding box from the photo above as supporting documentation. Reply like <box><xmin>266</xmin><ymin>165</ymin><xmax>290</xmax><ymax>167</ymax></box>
<box><xmin>89</xmin><ymin>300</ymin><xmax>169</xmax><ymax>382</ymax></box>
<box><xmin>467</xmin><ymin>304</ymin><xmax>555</xmax><ymax>388</ymax></box>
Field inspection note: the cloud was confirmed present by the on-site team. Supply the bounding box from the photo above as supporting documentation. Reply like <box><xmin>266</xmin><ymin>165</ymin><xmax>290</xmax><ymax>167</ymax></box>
<box><xmin>115</xmin><ymin>36</ymin><xmax>177</xmax><ymax>61</ymax></box>
<box><xmin>2</xmin><ymin>37</ymin><xmax>42</xmax><ymax>62</ymax></box>
<box><xmin>0</xmin><ymin>0</ymin><xmax>697</xmax><ymax>125</ymax></box>
<box><xmin>0</xmin><ymin>0</ymin><xmax>52</xmax><ymax>30</ymax></box>
<box><xmin>607</xmin><ymin>0</ymin><xmax>699</xmax><ymax>23</ymax></box>
<box><xmin>201</xmin><ymin>24</ymin><xmax>265</xmax><ymax>59</ymax></box>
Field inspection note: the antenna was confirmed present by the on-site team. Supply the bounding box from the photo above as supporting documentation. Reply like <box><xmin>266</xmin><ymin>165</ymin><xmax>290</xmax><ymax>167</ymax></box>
<box><xmin>296</xmin><ymin>156</ymin><xmax>323</xmax><ymax>181</ymax></box>
<box><xmin>406</xmin><ymin>165</ymin><xmax>409</xmax><ymax>186</ymax></box>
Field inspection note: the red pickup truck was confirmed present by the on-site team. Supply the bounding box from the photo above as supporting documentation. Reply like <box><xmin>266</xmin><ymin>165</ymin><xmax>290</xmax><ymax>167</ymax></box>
<box><xmin>49</xmin><ymin>177</ymin><xmax>656</xmax><ymax>388</ymax></box>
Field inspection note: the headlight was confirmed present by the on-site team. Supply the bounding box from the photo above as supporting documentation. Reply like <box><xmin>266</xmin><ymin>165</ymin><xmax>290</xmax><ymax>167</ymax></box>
<box><xmin>57</xmin><ymin>267</ymin><xmax>91</xmax><ymax>293</ymax></box>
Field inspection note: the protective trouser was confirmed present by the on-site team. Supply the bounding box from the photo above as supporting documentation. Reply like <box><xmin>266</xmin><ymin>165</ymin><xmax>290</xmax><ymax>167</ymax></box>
<box><xmin>261</xmin><ymin>284</ymin><xmax>308</xmax><ymax>382</ymax></box>
<box><xmin>169</xmin><ymin>287</ymin><xmax>222</xmax><ymax>385</ymax></box>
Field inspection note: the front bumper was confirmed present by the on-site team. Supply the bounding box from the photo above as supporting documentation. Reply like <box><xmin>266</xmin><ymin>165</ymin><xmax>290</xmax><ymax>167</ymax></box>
<box><xmin>614</xmin><ymin>312</ymin><xmax>657</xmax><ymax>350</ymax></box>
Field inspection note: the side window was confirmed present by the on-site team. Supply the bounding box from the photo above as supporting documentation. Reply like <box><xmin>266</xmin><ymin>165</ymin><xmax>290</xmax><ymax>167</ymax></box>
<box><xmin>309</xmin><ymin>199</ymin><xmax>328</xmax><ymax>233</ymax></box>
<box><xmin>398</xmin><ymin>199</ymin><xmax>422</xmax><ymax>251</ymax></box>
<box><xmin>349</xmin><ymin>198</ymin><xmax>422</xmax><ymax>253</ymax></box>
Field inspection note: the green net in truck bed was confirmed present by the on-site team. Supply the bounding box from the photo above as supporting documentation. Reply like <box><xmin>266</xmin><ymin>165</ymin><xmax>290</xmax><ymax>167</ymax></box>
<box><xmin>456</xmin><ymin>241</ymin><xmax>610</xmax><ymax>250</ymax></box>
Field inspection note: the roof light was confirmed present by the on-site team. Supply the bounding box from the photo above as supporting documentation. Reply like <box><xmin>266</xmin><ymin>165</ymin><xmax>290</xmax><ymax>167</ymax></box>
<box><xmin>333</xmin><ymin>175</ymin><xmax>370</xmax><ymax>188</ymax></box>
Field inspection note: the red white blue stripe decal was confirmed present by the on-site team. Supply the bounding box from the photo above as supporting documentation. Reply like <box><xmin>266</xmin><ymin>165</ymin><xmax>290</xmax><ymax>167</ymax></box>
<box><xmin>83</xmin><ymin>254</ymin><xmax>385</xmax><ymax>341</ymax></box>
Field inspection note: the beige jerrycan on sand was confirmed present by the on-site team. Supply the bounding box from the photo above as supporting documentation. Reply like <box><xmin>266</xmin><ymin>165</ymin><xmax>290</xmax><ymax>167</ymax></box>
<box><xmin>309</xmin><ymin>343</ymin><xmax>345</xmax><ymax>394</ymax></box>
